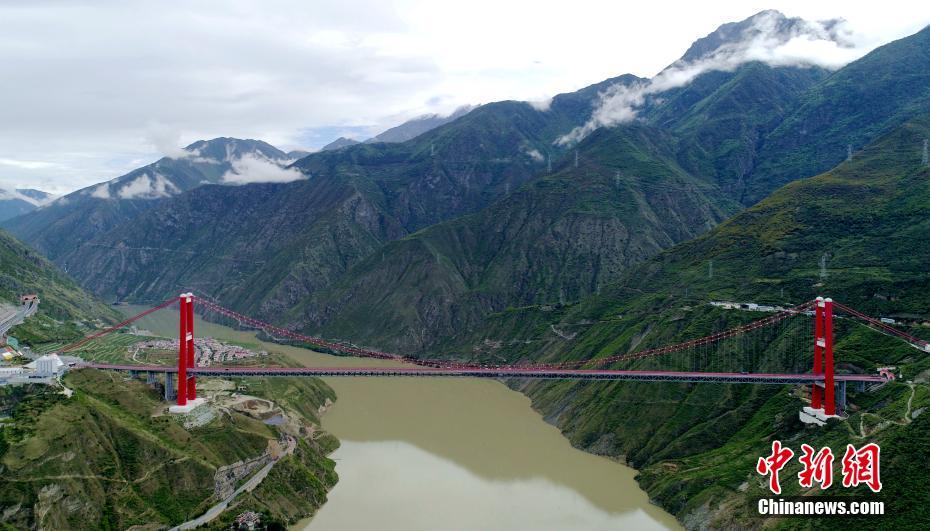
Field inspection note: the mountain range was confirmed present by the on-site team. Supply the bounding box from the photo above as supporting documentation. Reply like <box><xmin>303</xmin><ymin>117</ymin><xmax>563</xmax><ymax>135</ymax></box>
<box><xmin>6</xmin><ymin>12</ymin><xmax>929</xmax><ymax>356</ymax></box>
<box><xmin>470</xmin><ymin>116</ymin><xmax>930</xmax><ymax>528</ymax></box>
<box><xmin>3</xmin><ymin>9</ymin><xmax>930</xmax><ymax>529</ymax></box>
<box><xmin>2</xmin><ymin>138</ymin><xmax>294</xmax><ymax>261</ymax></box>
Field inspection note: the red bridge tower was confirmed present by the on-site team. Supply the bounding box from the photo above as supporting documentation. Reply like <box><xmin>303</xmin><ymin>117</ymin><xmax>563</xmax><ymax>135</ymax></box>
<box><xmin>176</xmin><ymin>292</ymin><xmax>196</xmax><ymax>406</ymax></box>
<box><xmin>811</xmin><ymin>296</ymin><xmax>836</xmax><ymax>416</ymax></box>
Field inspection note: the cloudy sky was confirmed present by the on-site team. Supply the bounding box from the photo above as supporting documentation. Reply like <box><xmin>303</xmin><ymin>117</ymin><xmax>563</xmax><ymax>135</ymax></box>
<box><xmin>1</xmin><ymin>1</ymin><xmax>928</xmax><ymax>194</ymax></box>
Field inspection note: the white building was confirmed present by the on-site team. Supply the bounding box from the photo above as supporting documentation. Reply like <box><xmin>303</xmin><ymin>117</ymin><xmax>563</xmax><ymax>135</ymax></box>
<box><xmin>32</xmin><ymin>354</ymin><xmax>64</xmax><ymax>375</ymax></box>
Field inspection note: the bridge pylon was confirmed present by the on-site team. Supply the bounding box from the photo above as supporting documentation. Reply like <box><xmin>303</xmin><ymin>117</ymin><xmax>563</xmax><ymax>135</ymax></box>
<box><xmin>173</xmin><ymin>292</ymin><xmax>199</xmax><ymax>409</ymax></box>
<box><xmin>807</xmin><ymin>296</ymin><xmax>837</xmax><ymax>420</ymax></box>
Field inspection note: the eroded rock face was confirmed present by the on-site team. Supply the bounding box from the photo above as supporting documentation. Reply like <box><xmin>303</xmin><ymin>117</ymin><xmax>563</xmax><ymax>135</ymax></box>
<box><xmin>214</xmin><ymin>454</ymin><xmax>272</xmax><ymax>499</ymax></box>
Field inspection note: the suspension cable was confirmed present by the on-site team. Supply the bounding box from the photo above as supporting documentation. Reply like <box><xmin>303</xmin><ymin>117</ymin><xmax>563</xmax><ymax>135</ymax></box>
<box><xmin>60</xmin><ymin>298</ymin><xmax>177</xmax><ymax>353</ymax></box>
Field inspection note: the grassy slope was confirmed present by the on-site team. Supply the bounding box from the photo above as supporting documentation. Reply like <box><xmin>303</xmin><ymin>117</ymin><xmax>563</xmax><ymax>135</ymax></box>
<box><xmin>747</xmin><ymin>25</ymin><xmax>930</xmax><ymax>204</ymax></box>
<box><xmin>648</xmin><ymin>63</ymin><xmax>829</xmax><ymax>201</ymax></box>
<box><xmin>282</xmin><ymin>124</ymin><xmax>739</xmax><ymax>352</ymax></box>
<box><xmin>456</xmin><ymin>119</ymin><xmax>930</xmax><ymax>528</ymax></box>
<box><xmin>0</xmin><ymin>228</ymin><xmax>119</xmax><ymax>343</ymax></box>
<box><xmin>0</xmin><ymin>370</ymin><xmax>337</xmax><ymax>529</ymax></box>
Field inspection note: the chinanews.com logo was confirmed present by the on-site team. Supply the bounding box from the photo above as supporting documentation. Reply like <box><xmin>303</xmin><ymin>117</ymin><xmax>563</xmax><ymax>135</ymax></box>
<box><xmin>754</xmin><ymin>440</ymin><xmax>884</xmax><ymax>517</ymax></box>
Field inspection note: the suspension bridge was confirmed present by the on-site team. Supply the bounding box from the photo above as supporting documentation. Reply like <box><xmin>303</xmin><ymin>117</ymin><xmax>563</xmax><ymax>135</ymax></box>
<box><xmin>60</xmin><ymin>294</ymin><xmax>927</xmax><ymax>418</ymax></box>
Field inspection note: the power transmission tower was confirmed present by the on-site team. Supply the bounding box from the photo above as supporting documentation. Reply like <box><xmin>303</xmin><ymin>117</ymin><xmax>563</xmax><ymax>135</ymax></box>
<box><xmin>574</xmin><ymin>150</ymin><xmax>579</xmax><ymax>169</ymax></box>
<box><xmin>847</xmin><ymin>144</ymin><xmax>853</xmax><ymax>162</ymax></box>
<box><xmin>708</xmin><ymin>260</ymin><xmax>713</xmax><ymax>279</ymax></box>
<box><xmin>547</xmin><ymin>153</ymin><xmax>552</xmax><ymax>173</ymax></box>
<box><xmin>923</xmin><ymin>139</ymin><xmax>928</xmax><ymax>166</ymax></box>
<box><xmin>430</xmin><ymin>144</ymin><xmax>435</xmax><ymax>157</ymax></box>
<box><xmin>819</xmin><ymin>253</ymin><xmax>828</xmax><ymax>279</ymax></box>
<box><xmin>615</xmin><ymin>171</ymin><xmax>621</xmax><ymax>190</ymax></box>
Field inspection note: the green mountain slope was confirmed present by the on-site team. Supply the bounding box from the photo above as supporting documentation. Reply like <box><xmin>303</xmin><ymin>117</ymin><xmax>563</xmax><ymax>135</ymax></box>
<box><xmin>0</xmin><ymin>370</ymin><xmax>337</xmax><ymax>529</ymax></box>
<box><xmin>456</xmin><ymin>118</ymin><xmax>930</xmax><ymax>528</ymax></box>
<box><xmin>58</xmin><ymin>62</ymin><xmax>825</xmax><ymax>349</ymax></box>
<box><xmin>646</xmin><ymin>63</ymin><xmax>829</xmax><ymax>198</ymax></box>
<box><xmin>286</xmin><ymin>124</ymin><xmax>738</xmax><ymax>351</ymax></box>
<box><xmin>1</xmin><ymin>229</ymin><xmax>118</xmax><ymax>343</ymax></box>
<box><xmin>745</xmin><ymin>25</ymin><xmax>930</xmax><ymax>204</ymax></box>
<box><xmin>268</xmin><ymin>23</ymin><xmax>930</xmax><ymax>356</ymax></box>
<box><xmin>56</xmin><ymin>78</ymin><xmax>650</xmax><ymax>314</ymax></box>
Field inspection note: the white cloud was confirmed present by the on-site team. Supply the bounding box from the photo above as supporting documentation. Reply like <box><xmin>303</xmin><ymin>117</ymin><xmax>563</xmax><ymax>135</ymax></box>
<box><xmin>221</xmin><ymin>154</ymin><xmax>306</xmax><ymax>184</ymax></box>
<box><xmin>0</xmin><ymin>158</ymin><xmax>64</xmax><ymax>171</ymax></box>
<box><xmin>0</xmin><ymin>188</ymin><xmax>52</xmax><ymax>206</ymax></box>
<box><xmin>116</xmin><ymin>172</ymin><xmax>179</xmax><ymax>199</ymax></box>
<box><xmin>145</xmin><ymin>124</ymin><xmax>189</xmax><ymax>159</ymax></box>
<box><xmin>89</xmin><ymin>183</ymin><xmax>111</xmax><ymax>199</ymax></box>
<box><xmin>523</xmin><ymin>147</ymin><xmax>544</xmax><ymax>162</ymax></box>
<box><xmin>527</xmin><ymin>98</ymin><xmax>552</xmax><ymax>112</ymax></box>
<box><xmin>146</xmin><ymin>124</ymin><xmax>222</xmax><ymax>164</ymax></box>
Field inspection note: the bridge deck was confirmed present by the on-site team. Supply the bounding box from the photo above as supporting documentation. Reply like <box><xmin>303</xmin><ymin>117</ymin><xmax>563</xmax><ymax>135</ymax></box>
<box><xmin>84</xmin><ymin>363</ymin><xmax>888</xmax><ymax>384</ymax></box>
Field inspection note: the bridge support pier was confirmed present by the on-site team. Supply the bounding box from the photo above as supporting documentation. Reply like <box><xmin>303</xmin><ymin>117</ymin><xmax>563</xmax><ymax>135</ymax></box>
<box><xmin>146</xmin><ymin>371</ymin><xmax>157</xmax><ymax>385</ymax></box>
<box><xmin>164</xmin><ymin>373</ymin><xmax>176</xmax><ymax>400</ymax></box>
<box><xmin>836</xmin><ymin>380</ymin><xmax>846</xmax><ymax>414</ymax></box>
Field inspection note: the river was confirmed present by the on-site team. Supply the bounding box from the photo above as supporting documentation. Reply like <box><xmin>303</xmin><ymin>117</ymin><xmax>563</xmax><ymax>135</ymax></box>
<box><xmin>124</xmin><ymin>305</ymin><xmax>680</xmax><ymax>530</ymax></box>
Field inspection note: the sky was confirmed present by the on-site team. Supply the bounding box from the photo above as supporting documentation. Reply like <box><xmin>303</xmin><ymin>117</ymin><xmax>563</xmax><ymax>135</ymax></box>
<box><xmin>1</xmin><ymin>1</ymin><xmax>928</xmax><ymax>195</ymax></box>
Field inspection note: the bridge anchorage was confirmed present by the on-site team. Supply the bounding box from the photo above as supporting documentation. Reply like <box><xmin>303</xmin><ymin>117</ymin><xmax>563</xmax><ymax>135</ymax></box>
<box><xmin>68</xmin><ymin>293</ymin><xmax>909</xmax><ymax>420</ymax></box>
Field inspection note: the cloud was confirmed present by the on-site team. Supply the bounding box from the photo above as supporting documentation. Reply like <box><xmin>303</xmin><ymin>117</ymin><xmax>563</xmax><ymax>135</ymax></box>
<box><xmin>117</xmin><ymin>172</ymin><xmax>179</xmax><ymax>199</ymax></box>
<box><xmin>145</xmin><ymin>124</ymin><xmax>189</xmax><ymax>159</ymax></box>
<box><xmin>523</xmin><ymin>147</ymin><xmax>544</xmax><ymax>162</ymax></box>
<box><xmin>0</xmin><ymin>188</ymin><xmax>52</xmax><ymax>206</ymax></box>
<box><xmin>221</xmin><ymin>154</ymin><xmax>306</xmax><ymax>184</ymax></box>
<box><xmin>0</xmin><ymin>158</ymin><xmax>64</xmax><ymax>170</ymax></box>
<box><xmin>146</xmin><ymin>124</ymin><xmax>224</xmax><ymax>164</ymax></box>
<box><xmin>89</xmin><ymin>183</ymin><xmax>111</xmax><ymax>199</ymax></box>
<box><xmin>1</xmin><ymin>3</ymin><xmax>927</xmax><ymax>193</ymax></box>
<box><xmin>558</xmin><ymin>12</ymin><xmax>878</xmax><ymax>145</ymax></box>
<box><xmin>527</xmin><ymin>97</ymin><xmax>552</xmax><ymax>112</ymax></box>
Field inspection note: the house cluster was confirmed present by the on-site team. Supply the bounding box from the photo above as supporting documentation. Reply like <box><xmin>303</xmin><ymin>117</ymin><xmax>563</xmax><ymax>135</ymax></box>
<box><xmin>232</xmin><ymin>511</ymin><xmax>262</xmax><ymax>530</ymax></box>
<box><xmin>131</xmin><ymin>337</ymin><xmax>268</xmax><ymax>366</ymax></box>
<box><xmin>709</xmin><ymin>301</ymin><xmax>785</xmax><ymax>313</ymax></box>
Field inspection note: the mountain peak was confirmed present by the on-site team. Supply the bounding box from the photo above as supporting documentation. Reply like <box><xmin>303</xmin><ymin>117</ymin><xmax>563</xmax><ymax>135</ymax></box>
<box><xmin>674</xmin><ymin>9</ymin><xmax>850</xmax><ymax>66</ymax></box>
<box><xmin>181</xmin><ymin>137</ymin><xmax>288</xmax><ymax>163</ymax></box>
<box><xmin>366</xmin><ymin>105</ymin><xmax>477</xmax><ymax>144</ymax></box>
<box><xmin>321</xmin><ymin>137</ymin><xmax>361</xmax><ymax>152</ymax></box>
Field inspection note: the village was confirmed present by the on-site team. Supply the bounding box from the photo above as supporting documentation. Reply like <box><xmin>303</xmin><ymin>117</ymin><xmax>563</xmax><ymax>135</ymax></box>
<box><xmin>130</xmin><ymin>336</ymin><xmax>269</xmax><ymax>366</ymax></box>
